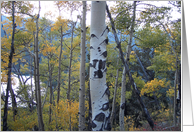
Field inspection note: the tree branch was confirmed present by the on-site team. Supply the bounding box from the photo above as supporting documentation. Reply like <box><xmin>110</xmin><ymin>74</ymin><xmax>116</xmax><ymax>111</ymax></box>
<box><xmin>106</xmin><ymin>4</ymin><xmax>154</xmax><ymax>130</ymax></box>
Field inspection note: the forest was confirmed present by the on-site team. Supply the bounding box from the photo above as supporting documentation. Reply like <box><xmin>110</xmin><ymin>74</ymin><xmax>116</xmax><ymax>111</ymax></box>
<box><xmin>1</xmin><ymin>1</ymin><xmax>181</xmax><ymax>131</ymax></box>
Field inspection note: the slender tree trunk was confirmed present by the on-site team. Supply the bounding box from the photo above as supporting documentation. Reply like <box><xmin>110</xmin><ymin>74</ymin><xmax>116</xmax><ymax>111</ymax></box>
<box><xmin>33</xmin><ymin>32</ymin><xmax>38</xmax><ymax>106</ymax></box>
<box><xmin>120</xmin><ymin>67</ymin><xmax>127</xmax><ymax>130</ymax></box>
<box><xmin>3</xmin><ymin>1</ymin><xmax>15</xmax><ymax>130</ymax></box>
<box><xmin>49</xmin><ymin>61</ymin><xmax>53</xmax><ymax>125</ymax></box>
<box><xmin>106</xmin><ymin>4</ymin><xmax>154</xmax><ymax>130</ymax></box>
<box><xmin>90</xmin><ymin>1</ymin><xmax>111</xmax><ymax>131</ymax></box>
<box><xmin>67</xmin><ymin>22</ymin><xmax>75</xmax><ymax>101</ymax></box>
<box><xmin>57</xmin><ymin>26</ymin><xmax>63</xmax><ymax>104</ymax></box>
<box><xmin>34</xmin><ymin>2</ymin><xmax>44</xmax><ymax>130</ymax></box>
<box><xmin>119</xmin><ymin>2</ymin><xmax>136</xmax><ymax>130</ymax></box>
<box><xmin>10</xmin><ymin>85</ymin><xmax>17</xmax><ymax>121</ymax></box>
<box><xmin>30</xmin><ymin>56</ymin><xmax>34</xmax><ymax>112</ymax></box>
<box><xmin>88</xmin><ymin>79</ymin><xmax>92</xmax><ymax>131</ymax></box>
<box><xmin>174</xmin><ymin>69</ymin><xmax>177</xmax><ymax>126</ymax></box>
<box><xmin>110</xmin><ymin>58</ymin><xmax>119</xmax><ymax>129</ymax></box>
<box><xmin>79</xmin><ymin>1</ymin><xmax>87</xmax><ymax>131</ymax></box>
<box><xmin>66</xmin><ymin>20</ymin><xmax>76</xmax><ymax>131</ymax></box>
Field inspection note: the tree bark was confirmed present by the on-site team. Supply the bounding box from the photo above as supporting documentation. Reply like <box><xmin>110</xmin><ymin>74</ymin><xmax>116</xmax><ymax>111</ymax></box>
<box><xmin>119</xmin><ymin>2</ymin><xmax>136</xmax><ymax>130</ymax></box>
<box><xmin>67</xmin><ymin>22</ymin><xmax>75</xmax><ymax>101</ymax></box>
<box><xmin>10</xmin><ymin>85</ymin><xmax>17</xmax><ymax>121</ymax></box>
<box><xmin>34</xmin><ymin>2</ymin><xmax>44</xmax><ymax>130</ymax></box>
<box><xmin>106</xmin><ymin>3</ymin><xmax>154</xmax><ymax>130</ymax></box>
<box><xmin>90</xmin><ymin>1</ymin><xmax>111</xmax><ymax>131</ymax></box>
<box><xmin>110</xmin><ymin>58</ymin><xmax>119</xmax><ymax>129</ymax></box>
<box><xmin>3</xmin><ymin>1</ymin><xmax>15</xmax><ymax>130</ymax></box>
<box><xmin>174</xmin><ymin>69</ymin><xmax>177</xmax><ymax>126</ymax></box>
<box><xmin>79</xmin><ymin>1</ymin><xmax>87</xmax><ymax>131</ymax></box>
<box><xmin>49</xmin><ymin>60</ymin><xmax>53</xmax><ymax>125</ymax></box>
<box><xmin>57</xmin><ymin>26</ymin><xmax>63</xmax><ymax>104</ymax></box>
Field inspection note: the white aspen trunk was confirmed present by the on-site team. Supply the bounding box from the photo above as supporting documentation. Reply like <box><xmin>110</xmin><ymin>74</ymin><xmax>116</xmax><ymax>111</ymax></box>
<box><xmin>79</xmin><ymin>1</ymin><xmax>86</xmax><ymax>131</ymax></box>
<box><xmin>90</xmin><ymin>1</ymin><xmax>111</xmax><ymax>131</ymax></box>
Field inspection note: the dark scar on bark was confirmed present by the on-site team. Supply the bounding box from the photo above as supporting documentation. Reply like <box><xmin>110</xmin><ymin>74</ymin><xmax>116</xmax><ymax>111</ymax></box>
<box><xmin>103</xmin><ymin>68</ymin><xmax>107</xmax><ymax>73</ymax></box>
<box><xmin>121</xmin><ymin>103</ymin><xmax>125</xmax><ymax>109</ymax></box>
<box><xmin>104</xmin><ymin>113</ymin><xmax>111</xmax><ymax>130</ymax></box>
<box><xmin>90</xmin><ymin>59</ymin><xmax>98</xmax><ymax>68</ymax></box>
<box><xmin>99</xmin><ymin>123</ymin><xmax>104</xmax><ymax>131</ymax></box>
<box><xmin>101</xmin><ymin>88</ymin><xmax>110</xmax><ymax>98</ymax></box>
<box><xmin>92</xmin><ymin>121</ymin><xmax>97</xmax><ymax>128</ymax></box>
<box><xmin>99</xmin><ymin>60</ymin><xmax>103</xmax><ymax>69</ymax></box>
<box><xmin>100</xmin><ymin>51</ymin><xmax>107</xmax><ymax>58</ymax></box>
<box><xmin>98</xmin><ymin>60</ymin><xmax>106</xmax><ymax>70</ymax></box>
<box><xmin>101</xmin><ymin>26</ymin><xmax>109</xmax><ymax>36</ymax></box>
<box><xmin>99</xmin><ymin>38</ymin><xmax>108</xmax><ymax>45</ymax></box>
<box><xmin>90</xmin><ymin>46</ymin><xmax>94</xmax><ymax>49</ymax></box>
<box><xmin>94</xmin><ymin>70</ymin><xmax>103</xmax><ymax>78</ymax></box>
<box><xmin>105</xmin><ymin>121</ymin><xmax>111</xmax><ymax>130</ymax></box>
<box><xmin>100</xmin><ymin>102</ymin><xmax>109</xmax><ymax>111</ymax></box>
<box><xmin>91</xmin><ymin>34</ymin><xmax>98</xmax><ymax>39</ymax></box>
<box><xmin>94</xmin><ymin>112</ymin><xmax>105</xmax><ymax>122</ymax></box>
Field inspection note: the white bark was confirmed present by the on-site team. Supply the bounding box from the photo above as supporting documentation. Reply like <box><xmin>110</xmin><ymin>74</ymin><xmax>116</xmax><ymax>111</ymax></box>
<box><xmin>90</xmin><ymin>1</ymin><xmax>111</xmax><ymax>131</ymax></box>
<box><xmin>119</xmin><ymin>1</ymin><xmax>136</xmax><ymax>130</ymax></box>
<box><xmin>79</xmin><ymin>1</ymin><xmax>86</xmax><ymax>131</ymax></box>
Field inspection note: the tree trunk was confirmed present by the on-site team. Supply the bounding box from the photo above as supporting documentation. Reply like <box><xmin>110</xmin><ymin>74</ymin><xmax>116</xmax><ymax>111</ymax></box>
<box><xmin>106</xmin><ymin>4</ymin><xmax>154</xmax><ymax>130</ymax></box>
<box><xmin>57</xmin><ymin>26</ymin><xmax>63</xmax><ymax>104</ymax></box>
<box><xmin>79</xmin><ymin>1</ymin><xmax>87</xmax><ymax>131</ymax></box>
<box><xmin>90</xmin><ymin>1</ymin><xmax>111</xmax><ymax>131</ymax></box>
<box><xmin>49</xmin><ymin>60</ymin><xmax>53</xmax><ymax>125</ymax></box>
<box><xmin>174</xmin><ymin>69</ymin><xmax>177</xmax><ymax>126</ymax></box>
<box><xmin>30</xmin><ymin>56</ymin><xmax>34</xmax><ymax>112</ymax></box>
<box><xmin>67</xmin><ymin>22</ymin><xmax>75</xmax><ymax>101</ymax></box>
<box><xmin>120</xmin><ymin>67</ymin><xmax>127</xmax><ymax>131</ymax></box>
<box><xmin>110</xmin><ymin>58</ymin><xmax>119</xmax><ymax>129</ymax></box>
<box><xmin>34</xmin><ymin>2</ymin><xmax>44</xmax><ymax>130</ymax></box>
<box><xmin>119</xmin><ymin>1</ymin><xmax>136</xmax><ymax>130</ymax></box>
<box><xmin>10</xmin><ymin>85</ymin><xmax>17</xmax><ymax>121</ymax></box>
<box><xmin>3</xmin><ymin>1</ymin><xmax>15</xmax><ymax>130</ymax></box>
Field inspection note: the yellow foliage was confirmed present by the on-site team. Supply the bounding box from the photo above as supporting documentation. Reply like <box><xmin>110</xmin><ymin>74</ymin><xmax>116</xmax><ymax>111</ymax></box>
<box><xmin>25</xmin><ymin>19</ymin><xmax>36</xmax><ymax>33</ymax></box>
<box><xmin>4</xmin><ymin>99</ymin><xmax>82</xmax><ymax>131</ymax></box>
<box><xmin>124</xmin><ymin>115</ymin><xmax>140</xmax><ymax>131</ymax></box>
<box><xmin>141</xmin><ymin>78</ymin><xmax>170</xmax><ymax>97</ymax></box>
<box><xmin>52</xmin><ymin>16</ymin><xmax>69</xmax><ymax>32</ymax></box>
<box><xmin>6</xmin><ymin>109</ymin><xmax>38</xmax><ymax>131</ymax></box>
<box><xmin>47</xmin><ymin>99</ymin><xmax>79</xmax><ymax>131</ymax></box>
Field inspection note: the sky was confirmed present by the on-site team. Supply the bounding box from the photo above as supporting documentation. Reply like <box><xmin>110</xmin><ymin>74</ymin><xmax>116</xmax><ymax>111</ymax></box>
<box><xmin>29</xmin><ymin>1</ymin><xmax>181</xmax><ymax>26</ymax></box>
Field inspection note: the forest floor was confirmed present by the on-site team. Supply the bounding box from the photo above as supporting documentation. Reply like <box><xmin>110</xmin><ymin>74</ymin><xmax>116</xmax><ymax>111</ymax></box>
<box><xmin>139</xmin><ymin>121</ymin><xmax>181</xmax><ymax>131</ymax></box>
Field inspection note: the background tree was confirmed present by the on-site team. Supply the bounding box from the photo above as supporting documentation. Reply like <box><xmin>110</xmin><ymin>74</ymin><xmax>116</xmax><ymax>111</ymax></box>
<box><xmin>3</xmin><ymin>1</ymin><xmax>16</xmax><ymax>130</ymax></box>
<box><xmin>79</xmin><ymin>1</ymin><xmax>87</xmax><ymax>131</ymax></box>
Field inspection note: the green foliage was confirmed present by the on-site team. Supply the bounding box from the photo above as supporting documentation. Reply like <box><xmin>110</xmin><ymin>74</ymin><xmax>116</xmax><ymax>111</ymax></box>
<box><xmin>135</xmin><ymin>26</ymin><xmax>167</xmax><ymax>48</ymax></box>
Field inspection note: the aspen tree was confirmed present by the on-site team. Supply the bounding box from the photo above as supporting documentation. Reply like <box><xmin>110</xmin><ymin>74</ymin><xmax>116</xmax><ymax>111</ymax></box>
<box><xmin>79</xmin><ymin>1</ymin><xmax>87</xmax><ymax>131</ymax></box>
<box><xmin>90</xmin><ymin>1</ymin><xmax>111</xmax><ymax>131</ymax></box>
